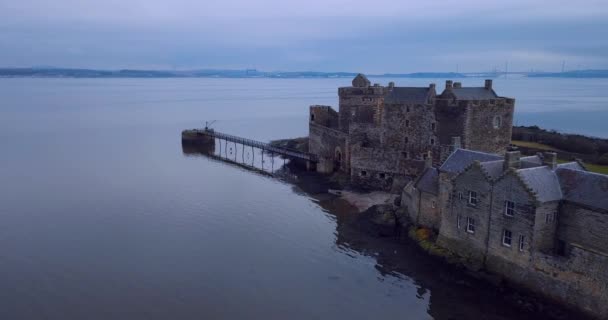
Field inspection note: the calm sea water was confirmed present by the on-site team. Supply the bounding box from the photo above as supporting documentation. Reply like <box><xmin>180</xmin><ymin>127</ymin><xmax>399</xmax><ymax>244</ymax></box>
<box><xmin>0</xmin><ymin>77</ymin><xmax>605</xmax><ymax>319</ymax></box>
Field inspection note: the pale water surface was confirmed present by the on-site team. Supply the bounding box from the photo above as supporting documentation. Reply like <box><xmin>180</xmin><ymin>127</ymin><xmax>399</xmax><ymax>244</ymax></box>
<box><xmin>0</xmin><ymin>78</ymin><xmax>605</xmax><ymax>319</ymax></box>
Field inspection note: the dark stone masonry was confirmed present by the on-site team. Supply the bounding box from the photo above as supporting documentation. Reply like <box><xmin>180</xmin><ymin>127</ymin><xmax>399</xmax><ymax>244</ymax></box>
<box><xmin>308</xmin><ymin>74</ymin><xmax>608</xmax><ymax>319</ymax></box>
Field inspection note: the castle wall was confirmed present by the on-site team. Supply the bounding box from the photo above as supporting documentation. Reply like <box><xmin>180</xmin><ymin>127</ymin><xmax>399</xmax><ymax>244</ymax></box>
<box><xmin>309</xmin><ymin>122</ymin><xmax>347</xmax><ymax>173</ymax></box>
<box><xmin>309</xmin><ymin>105</ymin><xmax>339</xmax><ymax>129</ymax></box>
<box><xmin>463</xmin><ymin>99</ymin><xmax>514</xmax><ymax>154</ymax></box>
<box><xmin>338</xmin><ymin>86</ymin><xmax>385</xmax><ymax>133</ymax></box>
<box><xmin>350</xmin><ymin>146</ymin><xmax>402</xmax><ymax>191</ymax></box>
<box><xmin>558</xmin><ymin>202</ymin><xmax>608</xmax><ymax>254</ymax></box>
<box><xmin>382</xmin><ymin>102</ymin><xmax>438</xmax><ymax>162</ymax></box>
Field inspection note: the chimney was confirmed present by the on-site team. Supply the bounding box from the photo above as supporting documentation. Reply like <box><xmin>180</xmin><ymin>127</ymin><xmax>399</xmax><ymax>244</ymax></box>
<box><xmin>484</xmin><ymin>79</ymin><xmax>493</xmax><ymax>90</ymax></box>
<box><xmin>503</xmin><ymin>151</ymin><xmax>521</xmax><ymax>171</ymax></box>
<box><xmin>453</xmin><ymin>82</ymin><xmax>462</xmax><ymax>88</ymax></box>
<box><xmin>543</xmin><ymin>152</ymin><xmax>557</xmax><ymax>169</ymax></box>
<box><xmin>388</xmin><ymin>82</ymin><xmax>395</xmax><ymax>89</ymax></box>
<box><xmin>450</xmin><ymin>136</ymin><xmax>461</xmax><ymax>151</ymax></box>
<box><xmin>429</xmin><ymin>83</ymin><xmax>436</xmax><ymax>90</ymax></box>
<box><xmin>424</xmin><ymin>151</ymin><xmax>433</xmax><ymax>169</ymax></box>
<box><xmin>445</xmin><ymin>80</ymin><xmax>453</xmax><ymax>90</ymax></box>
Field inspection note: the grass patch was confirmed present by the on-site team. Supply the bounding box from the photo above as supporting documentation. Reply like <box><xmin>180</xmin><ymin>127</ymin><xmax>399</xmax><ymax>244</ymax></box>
<box><xmin>583</xmin><ymin>163</ymin><xmax>608</xmax><ymax>175</ymax></box>
<box><xmin>556</xmin><ymin>159</ymin><xmax>608</xmax><ymax>175</ymax></box>
<box><xmin>511</xmin><ymin>140</ymin><xmax>561</xmax><ymax>152</ymax></box>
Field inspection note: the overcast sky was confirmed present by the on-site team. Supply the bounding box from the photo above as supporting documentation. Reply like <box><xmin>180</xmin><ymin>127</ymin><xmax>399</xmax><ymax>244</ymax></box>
<box><xmin>1</xmin><ymin>0</ymin><xmax>607</xmax><ymax>73</ymax></box>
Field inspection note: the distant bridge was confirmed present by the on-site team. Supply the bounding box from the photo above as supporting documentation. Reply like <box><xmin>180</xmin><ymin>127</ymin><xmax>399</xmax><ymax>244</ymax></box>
<box><xmin>188</xmin><ymin>129</ymin><xmax>318</xmax><ymax>163</ymax></box>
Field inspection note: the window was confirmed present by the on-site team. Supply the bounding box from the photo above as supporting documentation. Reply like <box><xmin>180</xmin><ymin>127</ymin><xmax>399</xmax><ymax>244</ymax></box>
<box><xmin>545</xmin><ymin>212</ymin><xmax>556</xmax><ymax>223</ymax></box>
<box><xmin>430</xmin><ymin>138</ymin><xmax>435</xmax><ymax>145</ymax></box>
<box><xmin>431</xmin><ymin>201</ymin><xmax>436</xmax><ymax>208</ymax></box>
<box><xmin>310</xmin><ymin>113</ymin><xmax>315</xmax><ymax>122</ymax></box>
<box><xmin>518</xmin><ymin>235</ymin><xmax>525</xmax><ymax>252</ymax></box>
<box><xmin>406</xmin><ymin>106</ymin><xmax>410</xmax><ymax>112</ymax></box>
<box><xmin>360</xmin><ymin>170</ymin><xmax>367</xmax><ymax>177</ymax></box>
<box><xmin>504</xmin><ymin>200</ymin><xmax>515</xmax><ymax>217</ymax></box>
<box><xmin>378</xmin><ymin>173</ymin><xmax>386</xmax><ymax>179</ymax></box>
<box><xmin>362</xmin><ymin>97</ymin><xmax>372</xmax><ymax>102</ymax></box>
<box><xmin>404</xmin><ymin>136</ymin><xmax>409</xmax><ymax>144</ymax></box>
<box><xmin>351</xmin><ymin>110</ymin><xmax>356</xmax><ymax>117</ymax></box>
<box><xmin>457</xmin><ymin>215</ymin><xmax>461</xmax><ymax>229</ymax></box>
<box><xmin>458</xmin><ymin>192</ymin><xmax>463</xmax><ymax>200</ymax></box>
<box><xmin>405</xmin><ymin>120</ymin><xmax>410</xmax><ymax>127</ymax></box>
<box><xmin>468</xmin><ymin>191</ymin><xmax>478</xmax><ymax>206</ymax></box>
<box><xmin>502</xmin><ymin>229</ymin><xmax>512</xmax><ymax>247</ymax></box>
<box><xmin>466</xmin><ymin>218</ymin><xmax>475</xmax><ymax>234</ymax></box>
<box><xmin>493</xmin><ymin>116</ymin><xmax>502</xmax><ymax>129</ymax></box>
<box><xmin>403</xmin><ymin>151</ymin><xmax>409</xmax><ymax>159</ymax></box>
<box><xmin>431</xmin><ymin>123</ymin><xmax>436</xmax><ymax>131</ymax></box>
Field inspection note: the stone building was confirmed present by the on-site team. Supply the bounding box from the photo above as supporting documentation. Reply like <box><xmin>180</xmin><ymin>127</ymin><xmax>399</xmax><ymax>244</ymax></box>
<box><xmin>309</xmin><ymin>74</ymin><xmax>515</xmax><ymax>191</ymax></box>
<box><xmin>402</xmin><ymin>148</ymin><xmax>608</xmax><ymax>318</ymax></box>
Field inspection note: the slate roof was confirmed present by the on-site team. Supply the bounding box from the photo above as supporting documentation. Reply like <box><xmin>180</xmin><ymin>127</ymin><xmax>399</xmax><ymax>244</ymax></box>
<box><xmin>479</xmin><ymin>160</ymin><xmax>505</xmax><ymax>180</ymax></box>
<box><xmin>556</xmin><ymin>168</ymin><xmax>608</xmax><ymax>211</ymax></box>
<box><xmin>384</xmin><ymin>87</ymin><xmax>432</xmax><ymax>104</ymax></box>
<box><xmin>557</xmin><ymin>161</ymin><xmax>586</xmax><ymax>171</ymax></box>
<box><xmin>439</xmin><ymin>149</ymin><xmax>502</xmax><ymax>174</ymax></box>
<box><xmin>415</xmin><ymin>168</ymin><xmax>439</xmax><ymax>195</ymax></box>
<box><xmin>516</xmin><ymin>166</ymin><xmax>563</xmax><ymax>203</ymax></box>
<box><xmin>450</xmin><ymin>87</ymin><xmax>498</xmax><ymax>100</ymax></box>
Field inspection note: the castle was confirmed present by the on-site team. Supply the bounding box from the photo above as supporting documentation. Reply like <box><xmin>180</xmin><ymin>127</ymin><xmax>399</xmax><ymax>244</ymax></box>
<box><xmin>309</xmin><ymin>74</ymin><xmax>514</xmax><ymax>191</ymax></box>
<box><xmin>308</xmin><ymin>74</ymin><xmax>608</xmax><ymax>318</ymax></box>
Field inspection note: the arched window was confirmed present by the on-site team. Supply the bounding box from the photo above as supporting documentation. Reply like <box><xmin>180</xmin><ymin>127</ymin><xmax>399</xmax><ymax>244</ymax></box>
<box><xmin>310</xmin><ymin>113</ymin><xmax>315</xmax><ymax>122</ymax></box>
<box><xmin>493</xmin><ymin>116</ymin><xmax>502</xmax><ymax>129</ymax></box>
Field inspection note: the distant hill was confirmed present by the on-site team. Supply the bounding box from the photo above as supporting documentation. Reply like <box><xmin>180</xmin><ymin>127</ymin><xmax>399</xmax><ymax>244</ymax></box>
<box><xmin>4</xmin><ymin>67</ymin><xmax>607</xmax><ymax>79</ymax></box>
<box><xmin>0</xmin><ymin>67</ymin><xmax>467</xmax><ymax>79</ymax></box>
<box><xmin>528</xmin><ymin>70</ymin><xmax>608</xmax><ymax>78</ymax></box>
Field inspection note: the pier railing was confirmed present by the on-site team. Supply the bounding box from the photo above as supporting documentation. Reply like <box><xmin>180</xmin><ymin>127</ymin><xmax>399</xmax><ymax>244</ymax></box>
<box><xmin>197</xmin><ymin>129</ymin><xmax>318</xmax><ymax>162</ymax></box>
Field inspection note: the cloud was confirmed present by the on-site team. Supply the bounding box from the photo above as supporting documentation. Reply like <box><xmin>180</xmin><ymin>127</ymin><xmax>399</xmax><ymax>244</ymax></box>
<box><xmin>1</xmin><ymin>0</ymin><xmax>607</xmax><ymax>71</ymax></box>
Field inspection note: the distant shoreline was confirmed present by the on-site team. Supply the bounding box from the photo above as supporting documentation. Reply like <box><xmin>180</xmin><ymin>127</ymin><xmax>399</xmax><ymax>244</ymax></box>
<box><xmin>2</xmin><ymin>68</ymin><xmax>608</xmax><ymax>79</ymax></box>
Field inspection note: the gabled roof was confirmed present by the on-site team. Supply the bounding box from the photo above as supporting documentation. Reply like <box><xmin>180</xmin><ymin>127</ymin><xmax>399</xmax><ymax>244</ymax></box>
<box><xmin>479</xmin><ymin>160</ymin><xmax>505</xmax><ymax>181</ymax></box>
<box><xmin>439</xmin><ymin>149</ymin><xmax>502</xmax><ymax>174</ymax></box>
<box><xmin>415</xmin><ymin>168</ymin><xmax>439</xmax><ymax>195</ymax></box>
<box><xmin>556</xmin><ymin>168</ymin><xmax>608</xmax><ymax>211</ymax></box>
<box><xmin>557</xmin><ymin>161</ymin><xmax>586</xmax><ymax>171</ymax></box>
<box><xmin>516</xmin><ymin>166</ymin><xmax>563</xmax><ymax>203</ymax></box>
<box><xmin>384</xmin><ymin>87</ymin><xmax>433</xmax><ymax>104</ymax></box>
<box><xmin>521</xmin><ymin>155</ymin><xmax>543</xmax><ymax>168</ymax></box>
<box><xmin>449</xmin><ymin>87</ymin><xmax>498</xmax><ymax>100</ymax></box>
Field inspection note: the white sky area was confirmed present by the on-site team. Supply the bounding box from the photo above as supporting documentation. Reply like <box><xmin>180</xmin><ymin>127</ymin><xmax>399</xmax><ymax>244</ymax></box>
<box><xmin>1</xmin><ymin>0</ymin><xmax>607</xmax><ymax>72</ymax></box>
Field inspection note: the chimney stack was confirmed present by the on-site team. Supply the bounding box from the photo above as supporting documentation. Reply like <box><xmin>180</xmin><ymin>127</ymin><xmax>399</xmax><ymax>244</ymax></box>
<box><xmin>429</xmin><ymin>83</ymin><xmax>436</xmax><ymax>90</ymax></box>
<box><xmin>445</xmin><ymin>80</ymin><xmax>453</xmax><ymax>90</ymax></box>
<box><xmin>484</xmin><ymin>79</ymin><xmax>493</xmax><ymax>90</ymax></box>
<box><xmin>543</xmin><ymin>152</ymin><xmax>557</xmax><ymax>169</ymax></box>
<box><xmin>388</xmin><ymin>82</ymin><xmax>395</xmax><ymax>89</ymax></box>
<box><xmin>453</xmin><ymin>82</ymin><xmax>462</xmax><ymax>88</ymax></box>
<box><xmin>503</xmin><ymin>151</ymin><xmax>521</xmax><ymax>171</ymax></box>
<box><xmin>424</xmin><ymin>151</ymin><xmax>433</xmax><ymax>169</ymax></box>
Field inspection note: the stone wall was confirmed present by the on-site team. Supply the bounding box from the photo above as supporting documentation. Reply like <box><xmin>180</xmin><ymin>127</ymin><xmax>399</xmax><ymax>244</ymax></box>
<box><xmin>309</xmin><ymin>105</ymin><xmax>339</xmax><ymax>129</ymax></box>
<box><xmin>308</xmin><ymin>122</ymin><xmax>347</xmax><ymax>172</ymax></box>
<box><xmin>437</xmin><ymin>165</ymin><xmax>493</xmax><ymax>267</ymax></box>
<box><xmin>338</xmin><ymin>86</ymin><xmax>385</xmax><ymax>132</ymax></box>
<box><xmin>487</xmin><ymin>173</ymin><xmax>537</xmax><ymax>268</ymax></box>
<box><xmin>382</xmin><ymin>102</ymin><xmax>438</xmax><ymax>162</ymax></box>
<box><xmin>463</xmin><ymin>99</ymin><xmax>514</xmax><ymax>154</ymax></box>
<box><xmin>485</xmin><ymin>245</ymin><xmax>608</xmax><ymax>319</ymax></box>
<box><xmin>558</xmin><ymin>202</ymin><xmax>608</xmax><ymax>254</ymax></box>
